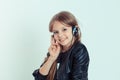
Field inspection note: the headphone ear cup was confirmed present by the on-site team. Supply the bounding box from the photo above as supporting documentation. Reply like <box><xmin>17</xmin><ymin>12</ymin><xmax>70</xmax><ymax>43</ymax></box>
<box><xmin>72</xmin><ymin>26</ymin><xmax>78</xmax><ymax>36</ymax></box>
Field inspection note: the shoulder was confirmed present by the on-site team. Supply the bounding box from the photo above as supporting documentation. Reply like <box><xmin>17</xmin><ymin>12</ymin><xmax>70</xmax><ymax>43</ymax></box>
<box><xmin>72</xmin><ymin>41</ymin><xmax>89</xmax><ymax>61</ymax></box>
<box><xmin>73</xmin><ymin>41</ymin><xmax>88</xmax><ymax>53</ymax></box>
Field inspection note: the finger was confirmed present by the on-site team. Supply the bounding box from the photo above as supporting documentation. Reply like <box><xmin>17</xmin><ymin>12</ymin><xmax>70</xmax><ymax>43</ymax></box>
<box><xmin>56</xmin><ymin>44</ymin><xmax>60</xmax><ymax>50</ymax></box>
<box><xmin>51</xmin><ymin>36</ymin><xmax>56</xmax><ymax>45</ymax></box>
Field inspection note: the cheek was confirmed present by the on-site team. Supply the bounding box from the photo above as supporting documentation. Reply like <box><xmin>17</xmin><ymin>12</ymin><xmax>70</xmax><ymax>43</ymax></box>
<box><xmin>67</xmin><ymin>32</ymin><xmax>73</xmax><ymax>38</ymax></box>
<box><xmin>69</xmin><ymin>35</ymin><xmax>73</xmax><ymax>40</ymax></box>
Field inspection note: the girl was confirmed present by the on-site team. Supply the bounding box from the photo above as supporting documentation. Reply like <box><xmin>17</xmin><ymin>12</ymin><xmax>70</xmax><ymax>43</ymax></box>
<box><xmin>33</xmin><ymin>11</ymin><xmax>90</xmax><ymax>80</ymax></box>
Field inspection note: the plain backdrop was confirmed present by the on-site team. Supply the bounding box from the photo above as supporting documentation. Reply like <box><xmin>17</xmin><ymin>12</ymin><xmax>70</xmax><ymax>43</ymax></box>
<box><xmin>0</xmin><ymin>0</ymin><xmax>120</xmax><ymax>80</ymax></box>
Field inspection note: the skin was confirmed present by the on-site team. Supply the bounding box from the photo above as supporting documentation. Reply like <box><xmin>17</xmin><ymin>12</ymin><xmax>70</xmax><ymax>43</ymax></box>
<box><xmin>39</xmin><ymin>21</ymin><xmax>75</xmax><ymax>75</ymax></box>
<box><xmin>52</xmin><ymin>21</ymin><xmax>74</xmax><ymax>52</ymax></box>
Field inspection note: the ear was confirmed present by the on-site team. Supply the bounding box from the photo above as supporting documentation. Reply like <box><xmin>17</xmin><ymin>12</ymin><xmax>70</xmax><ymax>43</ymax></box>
<box><xmin>72</xmin><ymin>26</ymin><xmax>78</xmax><ymax>36</ymax></box>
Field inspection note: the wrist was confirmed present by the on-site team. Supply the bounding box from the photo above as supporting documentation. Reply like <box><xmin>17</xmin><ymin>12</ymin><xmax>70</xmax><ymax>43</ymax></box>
<box><xmin>48</xmin><ymin>56</ymin><xmax>56</xmax><ymax>62</ymax></box>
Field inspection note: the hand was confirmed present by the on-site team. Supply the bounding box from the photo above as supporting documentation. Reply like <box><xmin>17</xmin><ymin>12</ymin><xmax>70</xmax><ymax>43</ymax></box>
<box><xmin>48</xmin><ymin>35</ymin><xmax>61</xmax><ymax>61</ymax></box>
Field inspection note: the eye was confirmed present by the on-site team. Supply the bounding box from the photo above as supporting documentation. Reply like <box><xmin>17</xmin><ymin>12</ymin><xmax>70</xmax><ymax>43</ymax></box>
<box><xmin>63</xmin><ymin>28</ymin><xmax>67</xmax><ymax>31</ymax></box>
<box><xmin>53</xmin><ymin>31</ymin><xmax>58</xmax><ymax>34</ymax></box>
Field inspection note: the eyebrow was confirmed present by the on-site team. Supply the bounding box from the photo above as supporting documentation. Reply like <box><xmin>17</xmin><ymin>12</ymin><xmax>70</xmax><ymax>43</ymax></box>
<box><xmin>52</xmin><ymin>26</ymin><xmax>69</xmax><ymax>31</ymax></box>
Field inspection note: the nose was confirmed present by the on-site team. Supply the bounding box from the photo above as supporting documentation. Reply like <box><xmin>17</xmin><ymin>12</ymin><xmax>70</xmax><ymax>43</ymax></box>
<box><xmin>58</xmin><ymin>31</ymin><xmax>63</xmax><ymax>38</ymax></box>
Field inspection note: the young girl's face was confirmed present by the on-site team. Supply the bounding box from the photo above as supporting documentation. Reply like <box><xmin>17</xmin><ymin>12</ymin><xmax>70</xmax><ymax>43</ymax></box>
<box><xmin>52</xmin><ymin>21</ymin><xmax>74</xmax><ymax>48</ymax></box>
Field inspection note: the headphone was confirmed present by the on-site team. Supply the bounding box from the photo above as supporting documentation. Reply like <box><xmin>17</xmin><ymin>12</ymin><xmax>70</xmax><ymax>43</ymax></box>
<box><xmin>72</xmin><ymin>26</ymin><xmax>78</xmax><ymax>36</ymax></box>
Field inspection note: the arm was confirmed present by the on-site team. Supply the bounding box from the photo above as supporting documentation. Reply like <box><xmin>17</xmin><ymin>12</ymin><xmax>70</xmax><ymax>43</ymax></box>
<box><xmin>32</xmin><ymin>56</ymin><xmax>56</xmax><ymax>80</ymax></box>
<box><xmin>39</xmin><ymin>56</ymin><xmax>55</xmax><ymax>75</ymax></box>
<box><xmin>33</xmin><ymin>36</ymin><xmax>61</xmax><ymax>80</ymax></box>
<box><xmin>39</xmin><ymin>37</ymin><xmax>61</xmax><ymax>75</ymax></box>
<box><xmin>71</xmin><ymin>44</ymin><xmax>90</xmax><ymax>80</ymax></box>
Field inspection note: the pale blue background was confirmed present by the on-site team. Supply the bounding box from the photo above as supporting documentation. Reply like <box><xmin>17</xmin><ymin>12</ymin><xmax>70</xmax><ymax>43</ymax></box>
<box><xmin>0</xmin><ymin>0</ymin><xmax>120</xmax><ymax>80</ymax></box>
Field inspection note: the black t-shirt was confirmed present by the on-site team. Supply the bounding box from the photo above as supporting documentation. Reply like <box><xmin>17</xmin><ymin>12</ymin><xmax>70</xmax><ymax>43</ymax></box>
<box><xmin>55</xmin><ymin>51</ymin><xmax>69</xmax><ymax>80</ymax></box>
